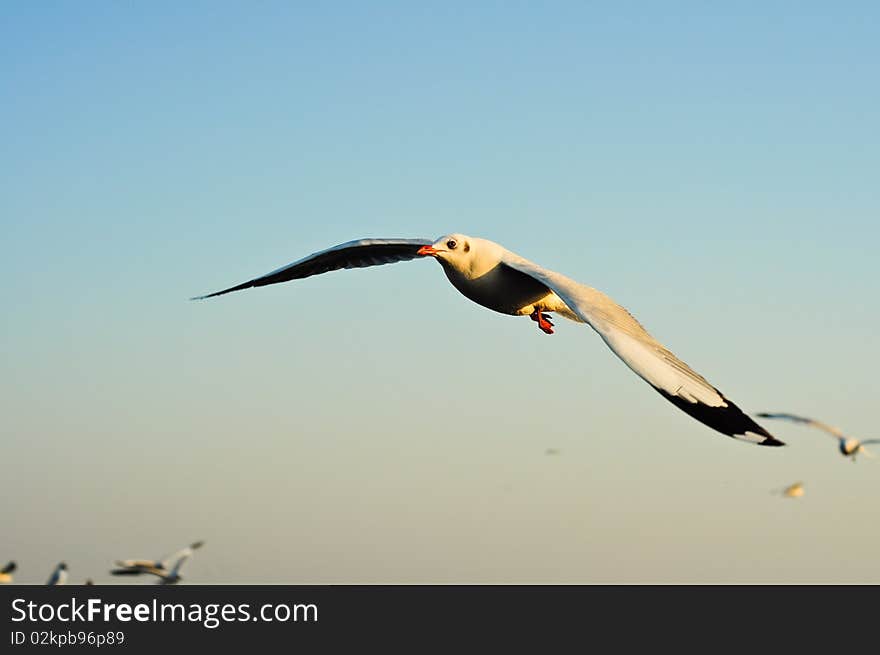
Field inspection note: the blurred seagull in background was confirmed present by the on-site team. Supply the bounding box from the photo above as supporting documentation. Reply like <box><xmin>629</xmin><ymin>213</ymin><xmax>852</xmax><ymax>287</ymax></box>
<box><xmin>756</xmin><ymin>413</ymin><xmax>878</xmax><ymax>462</ymax></box>
<box><xmin>772</xmin><ymin>481</ymin><xmax>805</xmax><ymax>498</ymax></box>
<box><xmin>111</xmin><ymin>540</ymin><xmax>204</xmax><ymax>584</ymax></box>
<box><xmin>123</xmin><ymin>552</ymin><xmax>196</xmax><ymax>586</ymax></box>
<box><xmin>193</xmin><ymin>234</ymin><xmax>782</xmax><ymax>447</ymax></box>
<box><xmin>46</xmin><ymin>562</ymin><xmax>68</xmax><ymax>585</ymax></box>
<box><xmin>0</xmin><ymin>561</ymin><xmax>16</xmax><ymax>583</ymax></box>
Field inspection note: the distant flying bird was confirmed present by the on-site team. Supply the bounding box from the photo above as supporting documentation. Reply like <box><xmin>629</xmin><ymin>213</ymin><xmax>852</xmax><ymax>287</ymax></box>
<box><xmin>111</xmin><ymin>540</ymin><xmax>204</xmax><ymax>585</ymax></box>
<box><xmin>544</xmin><ymin>448</ymin><xmax>561</xmax><ymax>456</ymax></box>
<box><xmin>0</xmin><ymin>561</ymin><xmax>16</xmax><ymax>583</ymax></box>
<box><xmin>47</xmin><ymin>562</ymin><xmax>68</xmax><ymax>586</ymax></box>
<box><xmin>756</xmin><ymin>413</ymin><xmax>878</xmax><ymax>461</ymax></box>
<box><xmin>121</xmin><ymin>554</ymin><xmax>194</xmax><ymax>586</ymax></box>
<box><xmin>193</xmin><ymin>234</ymin><xmax>782</xmax><ymax>447</ymax></box>
<box><xmin>772</xmin><ymin>481</ymin><xmax>805</xmax><ymax>498</ymax></box>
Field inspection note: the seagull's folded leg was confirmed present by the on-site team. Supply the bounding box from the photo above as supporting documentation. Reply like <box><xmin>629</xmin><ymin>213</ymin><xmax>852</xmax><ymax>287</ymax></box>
<box><xmin>529</xmin><ymin>310</ymin><xmax>555</xmax><ymax>334</ymax></box>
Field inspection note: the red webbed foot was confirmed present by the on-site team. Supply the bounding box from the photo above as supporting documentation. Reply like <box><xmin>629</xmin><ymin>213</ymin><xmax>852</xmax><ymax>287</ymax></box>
<box><xmin>530</xmin><ymin>310</ymin><xmax>555</xmax><ymax>334</ymax></box>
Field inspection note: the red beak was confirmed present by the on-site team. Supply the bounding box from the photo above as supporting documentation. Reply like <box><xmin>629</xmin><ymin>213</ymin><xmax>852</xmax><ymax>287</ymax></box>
<box><xmin>417</xmin><ymin>245</ymin><xmax>439</xmax><ymax>256</ymax></box>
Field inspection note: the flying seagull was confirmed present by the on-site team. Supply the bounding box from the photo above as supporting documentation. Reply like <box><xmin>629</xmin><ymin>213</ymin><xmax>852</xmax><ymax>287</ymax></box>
<box><xmin>756</xmin><ymin>413</ymin><xmax>877</xmax><ymax>461</ymax></box>
<box><xmin>771</xmin><ymin>481</ymin><xmax>805</xmax><ymax>498</ymax></box>
<box><xmin>118</xmin><ymin>558</ymin><xmax>188</xmax><ymax>585</ymax></box>
<box><xmin>0</xmin><ymin>561</ymin><xmax>16</xmax><ymax>584</ymax></box>
<box><xmin>193</xmin><ymin>234</ymin><xmax>782</xmax><ymax>446</ymax></box>
<box><xmin>111</xmin><ymin>540</ymin><xmax>204</xmax><ymax>585</ymax></box>
<box><xmin>47</xmin><ymin>562</ymin><xmax>68</xmax><ymax>586</ymax></box>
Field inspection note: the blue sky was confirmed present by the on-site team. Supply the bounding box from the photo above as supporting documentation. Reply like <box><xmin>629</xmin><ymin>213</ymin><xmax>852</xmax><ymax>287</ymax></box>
<box><xmin>2</xmin><ymin>2</ymin><xmax>878</xmax><ymax>584</ymax></box>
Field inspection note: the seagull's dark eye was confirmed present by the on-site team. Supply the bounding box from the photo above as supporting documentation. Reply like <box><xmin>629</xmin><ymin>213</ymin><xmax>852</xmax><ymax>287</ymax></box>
<box><xmin>446</xmin><ymin>239</ymin><xmax>457</xmax><ymax>250</ymax></box>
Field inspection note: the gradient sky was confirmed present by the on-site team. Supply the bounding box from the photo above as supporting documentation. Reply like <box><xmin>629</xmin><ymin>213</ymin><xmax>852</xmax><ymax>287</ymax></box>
<box><xmin>2</xmin><ymin>2</ymin><xmax>878</xmax><ymax>584</ymax></box>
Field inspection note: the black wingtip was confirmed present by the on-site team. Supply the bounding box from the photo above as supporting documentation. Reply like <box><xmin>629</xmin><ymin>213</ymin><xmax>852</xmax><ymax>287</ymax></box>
<box><xmin>655</xmin><ymin>388</ymin><xmax>785</xmax><ymax>446</ymax></box>
<box><xmin>189</xmin><ymin>289</ymin><xmax>230</xmax><ymax>301</ymax></box>
<box><xmin>189</xmin><ymin>279</ymin><xmax>258</xmax><ymax>301</ymax></box>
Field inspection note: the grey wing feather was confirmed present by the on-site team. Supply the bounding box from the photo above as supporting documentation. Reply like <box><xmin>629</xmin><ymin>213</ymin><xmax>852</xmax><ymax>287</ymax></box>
<box><xmin>192</xmin><ymin>238</ymin><xmax>432</xmax><ymax>299</ymax></box>
<box><xmin>500</xmin><ymin>253</ymin><xmax>782</xmax><ymax>446</ymax></box>
<box><xmin>755</xmin><ymin>413</ymin><xmax>846</xmax><ymax>439</ymax></box>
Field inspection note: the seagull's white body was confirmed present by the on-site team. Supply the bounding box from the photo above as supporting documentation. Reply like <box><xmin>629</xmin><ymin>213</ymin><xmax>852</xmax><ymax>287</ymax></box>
<box><xmin>111</xmin><ymin>540</ymin><xmax>203</xmax><ymax>585</ymax></box>
<box><xmin>46</xmin><ymin>562</ymin><xmax>67</xmax><ymax>586</ymax></box>
<box><xmin>194</xmin><ymin>234</ymin><xmax>782</xmax><ymax>446</ymax></box>
<box><xmin>756</xmin><ymin>413</ymin><xmax>877</xmax><ymax>461</ymax></box>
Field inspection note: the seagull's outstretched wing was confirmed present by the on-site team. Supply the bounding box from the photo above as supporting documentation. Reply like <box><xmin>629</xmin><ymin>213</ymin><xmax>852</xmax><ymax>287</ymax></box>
<box><xmin>858</xmin><ymin>445</ymin><xmax>876</xmax><ymax>458</ymax></box>
<box><xmin>114</xmin><ymin>558</ymin><xmax>161</xmax><ymax>570</ymax></box>
<box><xmin>158</xmin><ymin>541</ymin><xmax>204</xmax><ymax>570</ymax></box>
<box><xmin>501</xmin><ymin>254</ymin><xmax>783</xmax><ymax>446</ymax></box>
<box><xmin>192</xmin><ymin>239</ymin><xmax>432</xmax><ymax>299</ymax></box>
<box><xmin>754</xmin><ymin>413</ymin><xmax>846</xmax><ymax>439</ymax></box>
<box><xmin>110</xmin><ymin>567</ymin><xmax>156</xmax><ymax>576</ymax></box>
<box><xmin>168</xmin><ymin>551</ymin><xmax>192</xmax><ymax>576</ymax></box>
<box><xmin>116</xmin><ymin>565</ymin><xmax>167</xmax><ymax>577</ymax></box>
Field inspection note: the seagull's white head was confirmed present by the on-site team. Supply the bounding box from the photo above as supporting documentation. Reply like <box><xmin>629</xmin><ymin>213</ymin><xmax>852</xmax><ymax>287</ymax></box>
<box><xmin>417</xmin><ymin>233</ymin><xmax>501</xmax><ymax>278</ymax></box>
